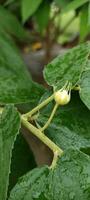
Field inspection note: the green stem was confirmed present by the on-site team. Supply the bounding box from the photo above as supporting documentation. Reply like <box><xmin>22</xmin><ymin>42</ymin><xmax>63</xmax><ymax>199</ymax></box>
<box><xmin>50</xmin><ymin>150</ymin><xmax>61</xmax><ymax>169</ymax></box>
<box><xmin>21</xmin><ymin>115</ymin><xmax>63</xmax><ymax>156</ymax></box>
<box><xmin>0</xmin><ymin>103</ymin><xmax>63</xmax><ymax>167</ymax></box>
<box><xmin>40</xmin><ymin>103</ymin><xmax>58</xmax><ymax>132</ymax></box>
<box><xmin>73</xmin><ymin>86</ymin><xmax>80</xmax><ymax>91</ymax></box>
<box><xmin>23</xmin><ymin>94</ymin><xmax>54</xmax><ymax>120</ymax></box>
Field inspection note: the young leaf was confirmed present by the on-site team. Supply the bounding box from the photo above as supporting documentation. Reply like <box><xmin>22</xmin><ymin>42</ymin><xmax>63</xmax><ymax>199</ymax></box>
<box><xmin>44</xmin><ymin>42</ymin><xmax>90</xmax><ymax>90</ymax></box>
<box><xmin>0</xmin><ymin>6</ymin><xmax>29</xmax><ymax>41</ymax></box>
<box><xmin>22</xmin><ymin>0</ymin><xmax>43</xmax><ymax>23</ymax></box>
<box><xmin>35</xmin><ymin>0</ymin><xmax>50</xmax><ymax>33</ymax></box>
<box><xmin>62</xmin><ymin>0</ymin><xmax>89</xmax><ymax>13</ymax></box>
<box><xmin>0</xmin><ymin>105</ymin><xmax>20</xmax><ymax>200</ymax></box>
<box><xmin>38</xmin><ymin>92</ymin><xmax>90</xmax><ymax>151</ymax></box>
<box><xmin>9</xmin><ymin>148</ymin><xmax>90</xmax><ymax>199</ymax></box>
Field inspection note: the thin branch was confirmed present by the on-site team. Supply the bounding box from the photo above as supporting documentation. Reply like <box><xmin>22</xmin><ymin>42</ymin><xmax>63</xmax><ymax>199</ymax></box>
<box><xmin>40</xmin><ymin>103</ymin><xmax>58</xmax><ymax>132</ymax></box>
<box><xmin>23</xmin><ymin>94</ymin><xmax>54</xmax><ymax>120</ymax></box>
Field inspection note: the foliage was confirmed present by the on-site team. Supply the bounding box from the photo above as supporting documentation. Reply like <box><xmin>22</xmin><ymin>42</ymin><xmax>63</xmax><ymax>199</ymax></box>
<box><xmin>0</xmin><ymin>31</ymin><xmax>45</xmax><ymax>104</ymax></box>
<box><xmin>0</xmin><ymin>105</ymin><xmax>20</xmax><ymax>200</ymax></box>
<box><xmin>22</xmin><ymin>0</ymin><xmax>43</xmax><ymax>23</ymax></box>
<box><xmin>0</xmin><ymin>5</ymin><xmax>29</xmax><ymax>41</ymax></box>
<box><xmin>9</xmin><ymin>149</ymin><xmax>90</xmax><ymax>200</ymax></box>
<box><xmin>0</xmin><ymin>19</ymin><xmax>90</xmax><ymax>199</ymax></box>
<box><xmin>0</xmin><ymin>1</ymin><xmax>90</xmax><ymax>199</ymax></box>
<box><xmin>4</xmin><ymin>0</ymin><xmax>90</xmax><ymax>42</ymax></box>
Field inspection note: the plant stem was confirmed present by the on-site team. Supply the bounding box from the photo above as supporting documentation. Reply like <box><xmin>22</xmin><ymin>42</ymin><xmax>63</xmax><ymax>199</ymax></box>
<box><xmin>23</xmin><ymin>94</ymin><xmax>54</xmax><ymax>120</ymax></box>
<box><xmin>41</xmin><ymin>103</ymin><xmax>58</xmax><ymax>132</ymax></box>
<box><xmin>50</xmin><ymin>150</ymin><xmax>60</xmax><ymax>169</ymax></box>
<box><xmin>21</xmin><ymin>116</ymin><xmax>63</xmax><ymax>156</ymax></box>
<box><xmin>44</xmin><ymin>22</ymin><xmax>52</xmax><ymax>63</ymax></box>
<box><xmin>0</xmin><ymin>103</ymin><xmax>63</xmax><ymax>167</ymax></box>
<box><xmin>73</xmin><ymin>86</ymin><xmax>80</xmax><ymax>91</ymax></box>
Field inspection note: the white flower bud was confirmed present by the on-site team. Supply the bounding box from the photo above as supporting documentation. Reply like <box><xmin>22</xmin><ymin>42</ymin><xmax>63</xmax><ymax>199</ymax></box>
<box><xmin>54</xmin><ymin>90</ymin><xmax>71</xmax><ymax>105</ymax></box>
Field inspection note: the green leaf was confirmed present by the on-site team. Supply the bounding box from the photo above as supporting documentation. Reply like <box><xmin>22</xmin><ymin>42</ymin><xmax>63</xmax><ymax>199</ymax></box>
<box><xmin>0</xmin><ymin>6</ymin><xmax>28</xmax><ymax>41</ymax></box>
<box><xmin>63</xmin><ymin>0</ymin><xmax>89</xmax><ymax>13</ymax></box>
<box><xmin>35</xmin><ymin>0</ymin><xmax>50</xmax><ymax>33</ymax></box>
<box><xmin>8</xmin><ymin>134</ymin><xmax>36</xmax><ymax>195</ymax></box>
<box><xmin>44</xmin><ymin>42</ymin><xmax>90</xmax><ymax>90</ymax></box>
<box><xmin>44</xmin><ymin>42</ymin><xmax>90</xmax><ymax>110</ymax></box>
<box><xmin>47</xmin><ymin>149</ymin><xmax>90</xmax><ymax>200</ymax></box>
<box><xmin>0</xmin><ymin>32</ymin><xmax>35</xmax><ymax>104</ymax></box>
<box><xmin>17</xmin><ymin>82</ymin><xmax>46</xmax><ymax>113</ymax></box>
<box><xmin>79</xmin><ymin>69</ymin><xmax>90</xmax><ymax>110</ymax></box>
<box><xmin>38</xmin><ymin>92</ymin><xmax>90</xmax><ymax>151</ymax></box>
<box><xmin>22</xmin><ymin>0</ymin><xmax>43</xmax><ymax>23</ymax></box>
<box><xmin>9</xmin><ymin>149</ymin><xmax>90</xmax><ymax>199</ymax></box>
<box><xmin>0</xmin><ymin>105</ymin><xmax>20</xmax><ymax>200</ymax></box>
<box><xmin>9</xmin><ymin>166</ymin><xmax>48</xmax><ymax>200</ymax></box>
<box><xmin>80</xmin><ymin>4</ymin><xmax>90</xmax><ymax>42</ymax></box>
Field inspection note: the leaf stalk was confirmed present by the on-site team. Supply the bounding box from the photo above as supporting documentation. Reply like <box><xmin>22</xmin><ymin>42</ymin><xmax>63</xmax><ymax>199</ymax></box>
<box><xmin>40</xmin><ymin>103</ymin><xmax>58</xmax><ymax>132</ymax></box>
<box><xmin>23</xmin><ymin>94</ymin><xmax>54</xmax><ymax>120</ymax></box>
<box><xmin>21</xmin><ymin>115</ymin><xmax>63</xmax><ymax>157</ymax></box>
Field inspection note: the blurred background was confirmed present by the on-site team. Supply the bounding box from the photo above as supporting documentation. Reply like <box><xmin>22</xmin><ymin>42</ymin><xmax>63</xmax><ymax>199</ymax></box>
<box><xmin>0</xmin><ymin>0</ymin><xmax>90</xmax><ymax>84</ymax></box>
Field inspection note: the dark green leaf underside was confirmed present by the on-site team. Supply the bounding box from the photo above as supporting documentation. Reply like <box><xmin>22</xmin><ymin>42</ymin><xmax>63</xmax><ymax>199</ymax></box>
<box><xmin>0</xmin><ymin>33</ymin><xmax>33</xmax><ymax>104</ymax></box>
<box><xmin>0</xmin><ymin>32</ymin><xmax>45</xmax><ymax>105</ymax></box>
<box><xmin>0</xmin><ymin>105</ymin><xmax>20</xmax><ymax>200</ymax></box>
<box><xmin>9</xmin><ymin>149</ymin><xmax>90</xmax><ymax>200</ymax></box>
